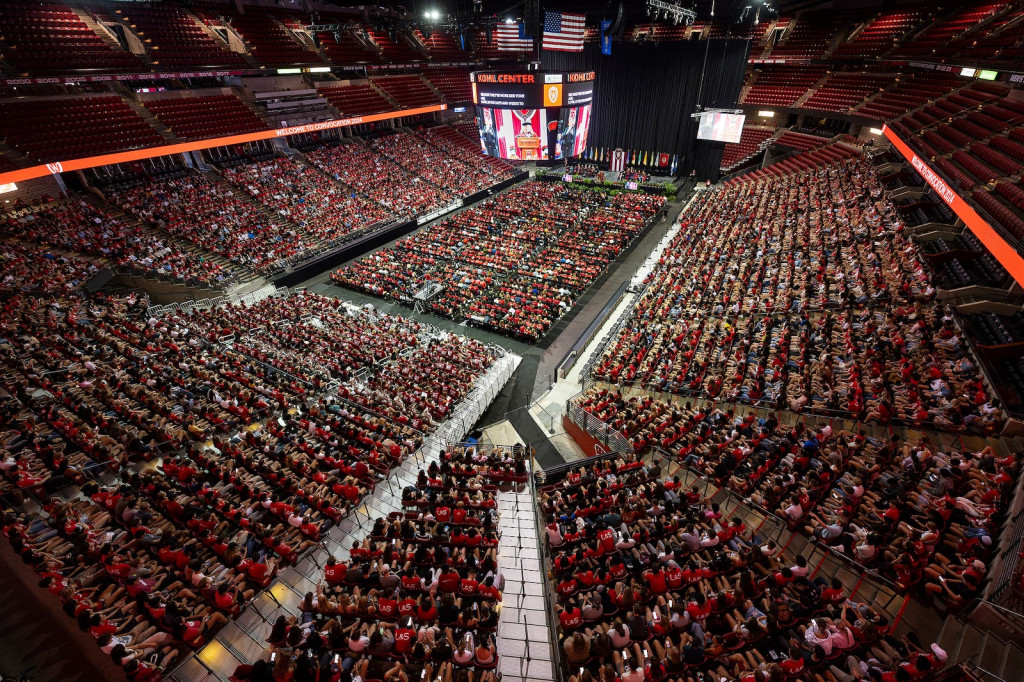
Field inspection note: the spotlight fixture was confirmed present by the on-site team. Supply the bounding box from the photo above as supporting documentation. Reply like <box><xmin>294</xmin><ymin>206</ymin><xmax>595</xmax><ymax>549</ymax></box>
<box><xmin>505</xmin><ymin>17</ymin><xmax>514</xmax><ymax>24</ymax></box>
<box><xmin>646</xmin><ymin>0</ymin><xmax>696</xmax><ymax>25</ymax></box>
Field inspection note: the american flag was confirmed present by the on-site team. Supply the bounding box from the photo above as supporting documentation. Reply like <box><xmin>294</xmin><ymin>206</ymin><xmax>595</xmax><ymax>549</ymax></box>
<box><xmin>495</xmin><ymin>23</ymin><xmax>533</xmax><ymax>51</ymax></box>
<box><xmin>543</xmin><ymin>11</ymin><xmax>585</xmax><ymax>52</ymax></box>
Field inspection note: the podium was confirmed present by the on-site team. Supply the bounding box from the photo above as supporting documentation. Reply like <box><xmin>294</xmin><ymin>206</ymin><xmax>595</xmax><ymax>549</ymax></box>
<box><xmin>516</xmin><ymin>135</ymin><xmax>542</xmax><ymax>160</ymax></box>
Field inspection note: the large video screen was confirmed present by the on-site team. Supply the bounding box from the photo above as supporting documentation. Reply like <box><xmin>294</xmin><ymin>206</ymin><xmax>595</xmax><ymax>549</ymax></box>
<box><xmin>555</xmin><ymin>103</ymin><xmax>592</xmax><ymax>159</ymax></box>
<box><xmin>477</xmin><ymin>107</ymin><xmax>550</xmax><ymax>160</ymax></box>
<box><xmin>697</xmin><ymin>112</ymin><xmax>745</xmax><ymax>144</ymax></box>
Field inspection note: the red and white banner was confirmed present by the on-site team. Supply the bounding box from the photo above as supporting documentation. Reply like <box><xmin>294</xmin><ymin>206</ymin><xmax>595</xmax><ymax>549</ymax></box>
<box><xmin>0</xmin><ymin>104</ymin><xmax>447</xmax><ymax>187</ymax></box>
<box><xmin>883</xmin><ymin>124</ymin><xmax>1024</xmax><ymax>286</ymax></box>
<box><xmin>610</xmin><ymin>148</ymin><xmax>626</xmax><ymax>172</ymax></box>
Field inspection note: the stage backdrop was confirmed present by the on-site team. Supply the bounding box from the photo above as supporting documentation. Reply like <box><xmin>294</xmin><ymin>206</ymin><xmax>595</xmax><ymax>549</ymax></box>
<box><xmin>541</xmin><ymin>38</ymin><xmax>750</xmax><ymax>179</ymax></box>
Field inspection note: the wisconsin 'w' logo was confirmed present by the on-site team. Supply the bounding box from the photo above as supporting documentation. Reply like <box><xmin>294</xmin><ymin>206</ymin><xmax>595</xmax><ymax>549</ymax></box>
<box><xmin>46</xmin><ymin>162</ymin><xmax>64</xmax><ymax>174</ymax></box>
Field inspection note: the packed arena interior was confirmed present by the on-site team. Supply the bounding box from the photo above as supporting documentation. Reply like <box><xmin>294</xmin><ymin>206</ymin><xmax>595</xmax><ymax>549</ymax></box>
<box><xmin>1</xmin><ymin>1</ymin><xmax>1024</xmax><ymax>681</ymax></box>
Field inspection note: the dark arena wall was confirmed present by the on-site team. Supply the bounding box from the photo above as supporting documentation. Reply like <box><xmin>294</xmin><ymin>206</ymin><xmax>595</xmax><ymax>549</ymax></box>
<box><xmin>541</xmin><ymin>38</ymin><xmax>750</xmax><ymax>178</ymax></box>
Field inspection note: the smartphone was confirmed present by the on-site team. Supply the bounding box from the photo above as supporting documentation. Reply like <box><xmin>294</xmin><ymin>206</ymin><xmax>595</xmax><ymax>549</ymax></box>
<box><xmin>668</xmin><ymin>600</ymin><xmax>673</xmax><ymax>608</ymax></box>
<box><xmin>422</xmin><ymin>671</ymin><xmax>428</xmax><ymax>680</ymax></box>
<box><xmin>579</xmin><ymin>668</ymin><xmax>585</xmax><ymax>676</ymax></box>
<box><xmin>334</xmin><ymin>654</ymin><xmax>340</xmax><ymax>664</ymax></box>
<box><xmin>270</xmin><ymin>652</ymin><xmax>277</xmax><ymax>662</ymax></box>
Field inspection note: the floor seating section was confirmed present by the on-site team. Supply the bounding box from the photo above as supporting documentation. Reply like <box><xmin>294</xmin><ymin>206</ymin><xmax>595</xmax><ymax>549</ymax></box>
<box><xmin>330</xmin><ymin>181</ymin><xmax>664</xmax><ymax>341</ymax></box>
<box><xmin>551</xmin><ymin>400</ymin><xmax>1014</xmax><ymax>625</ymax></box>
<box><xmin>0</xmin><ymin>287</ymin><xmax>496</xmax><ymax>675</ymax></box>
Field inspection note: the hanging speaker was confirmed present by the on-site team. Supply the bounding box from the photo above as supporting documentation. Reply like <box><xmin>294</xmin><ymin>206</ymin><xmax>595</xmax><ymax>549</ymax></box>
<box><xmin>524</xmin><ymin>0</ymin><xmax>540</xmax><ymax>38</ymax></box>
<box><xmin>609</xmin><ymin>2</ymin><xmax>625</xmax><ymax>39</ymax></box>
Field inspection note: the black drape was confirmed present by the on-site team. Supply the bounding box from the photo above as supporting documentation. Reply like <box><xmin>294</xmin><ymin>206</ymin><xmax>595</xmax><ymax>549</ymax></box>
<box><xmin>541</xmin><ymin>39</ymin><xmax>750</xmax><ymax>179</ymax></box>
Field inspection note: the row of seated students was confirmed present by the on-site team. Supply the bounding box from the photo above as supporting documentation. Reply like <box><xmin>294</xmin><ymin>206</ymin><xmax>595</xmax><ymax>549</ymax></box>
<box><xmin>573</xmin><ymin>388</ymin><xmax>1017</xmax><ymax>611</ymax></box>
<box><xmin>331</xmin><ymin>182</ymin><xmax>664</xmax><ymax>341</ymax></box>
<box><xmin>220</xmin><ymin>155</ymin><xmax>393</xmax><ymax>251</ymax></box>
<box><xmin>368</xmin><ymin>132</ymin><xmax>494</xmax><ymax>196</ymax></box>
<box><xmin>539</xmin><ymin>454</ymin><xmax>955</xmax><ymax>682</ymax></box>
<box><xmin>228</xmin><ymin>451</ymin><xmax>509</xmax><ymax>682</ymax></box>
<box><xmin>105</xmin><ymin>171</ymin><xmax>315</xmax><ymax>274</ymax></box>
<box><xmin>3</xmin><ymin>197</ymin><xmax>236</xmax><ymax>289</ymax></box>
<box><xmin>591</xmin><ymin>157</ymin><xmax>1005</xmax><ymax>434</ymax></box>
<box><xmin>0</xmin><ymin>240</ymin><xmax>101</xmax><ymax>293</ymax></box>
<box><xmin>0</xmin><ymin>289</ymin><xmax>499</xmax><ymax>680</ymax></box>
<box><xmin>306</xmin><ymin>141</ymin><xmax>455</xmax><ymax>219</ymax></box>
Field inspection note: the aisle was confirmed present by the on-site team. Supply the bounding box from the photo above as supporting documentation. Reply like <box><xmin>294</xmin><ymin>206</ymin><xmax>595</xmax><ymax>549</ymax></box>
<box><xmin>495</xmin><ymin>485</ymin><xmax>556</xmax><ymax>682</ymax></box>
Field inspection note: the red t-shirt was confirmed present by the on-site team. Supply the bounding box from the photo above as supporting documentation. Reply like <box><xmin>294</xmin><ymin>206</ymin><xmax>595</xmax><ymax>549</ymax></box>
<box><xmin>325</xmin><ymin>564</ymin><xmax>346</xmax><ymax>584</ymax></box>
<box><xmin>559</xmin><ymin>608</ymin><xmax>582</xmax><ymax>630</ymax></box>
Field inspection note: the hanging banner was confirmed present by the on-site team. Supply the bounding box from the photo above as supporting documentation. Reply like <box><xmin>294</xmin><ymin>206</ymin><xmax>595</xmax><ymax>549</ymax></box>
<box><xmin>0</xmin><ymin>104</ymin><xmax>448</xmax><ymax>186</ymax></box>
<box><xmin>600</xmin><ymin>20</ymin><xmax>612</xmax><ymax>56</ymax></box>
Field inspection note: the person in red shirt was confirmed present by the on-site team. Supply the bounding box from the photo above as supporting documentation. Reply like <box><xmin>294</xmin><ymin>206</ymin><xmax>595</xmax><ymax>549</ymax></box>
<box><xmin>438</xmin><ymin>569</ymin><xmax>461</xmax><ymax>593</ymax></box>
<box><xmin>556</xmin><ymin>576</ymin><xmax>579</xmax><ymax>599</ymax></box>
<box><xmin>644</xmin><ymin>566</ymin><xmax>668</xmax><ymax>595</ymax></box>
<box><xmin>377</xmin><ymin>595</ymin><xmax>398</xmax><ymax>622</ymax></box>
<box><xmin>394</xmin><ymin>620</ymin><xmax>416</xmax><ymax>654</ymax></box>
<box><xmin>558</xmin><ymin>600</ymin><xmax>583</xmax><ymax>632</ymax></box>
<box><xmin>324</xmin><ymin>557</ymin><xmax>346</xmax><ymax>585</ymax></box>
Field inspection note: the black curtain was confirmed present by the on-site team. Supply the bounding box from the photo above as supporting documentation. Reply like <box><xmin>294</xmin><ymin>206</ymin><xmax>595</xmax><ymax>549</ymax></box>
<box><xmin>541</xmin><ymin>38</ymin><xmax>750</xmax><ymax>179</ymax></box>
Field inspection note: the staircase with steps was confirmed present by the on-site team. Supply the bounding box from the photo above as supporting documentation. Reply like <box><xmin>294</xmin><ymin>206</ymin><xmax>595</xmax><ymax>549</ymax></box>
<box><xmin>367</xmin><ymin>78</ymin><xmax>403</xmax><ymax>109</ymax></box>
<box><xmin>792</xmin><ymin>72</ymin><xmax>834</xmax><ymax>108</ymax></box>
<box><xmin>419</xmin><ymin>74</ymin><xmax>448</xmax><ymax>105</ymax></box>
<box><xmin>186</xmin><ymin>6</ymin><xmax>261</xmax><ymax>69</ymax></box>
<box><xmin>936</xmin><ymin>611</ymin><xmax>1024</xmax><ymax>681</ymax></box>
<box><xmin>69</xmin><ymin>5</ymin><xmax>130</xmax><ymax>54</ymax></box>
<box><xmin>123</xmin><ymin>95</ymin><xmax>178</xmax><ymax>143</ymax></box>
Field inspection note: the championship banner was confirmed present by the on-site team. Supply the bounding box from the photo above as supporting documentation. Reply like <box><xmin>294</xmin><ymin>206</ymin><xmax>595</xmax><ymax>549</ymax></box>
<box><xmin>0</xmin><ymin>104</ymin><xmax>447</xmax><ymax>186</ymax></box>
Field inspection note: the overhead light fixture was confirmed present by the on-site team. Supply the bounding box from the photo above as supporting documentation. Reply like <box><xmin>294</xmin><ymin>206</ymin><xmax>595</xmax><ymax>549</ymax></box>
<box><xmin>646</xmin><ymin>0</ymin><xmax>696</xmax><ymax>25</ymax></box>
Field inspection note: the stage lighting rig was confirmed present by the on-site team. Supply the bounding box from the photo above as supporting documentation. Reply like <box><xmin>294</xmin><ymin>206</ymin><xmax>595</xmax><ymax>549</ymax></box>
<box><xmin>646</xmin><ymin>0</ymin><xmax>696</xmax><ymax>26</ymax></box>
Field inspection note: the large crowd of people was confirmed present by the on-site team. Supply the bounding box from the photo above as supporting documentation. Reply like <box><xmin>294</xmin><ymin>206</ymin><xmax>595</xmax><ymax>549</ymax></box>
<box><xmin>0</xmin><ymin>240</ymin><xmax>101</xmax><ymax>293</ymax></box>
<box><xmin>105</xmin><ymin>171</ymin><xmax>313</xmax><ymax>273</ymax></box>
<box><xmin>368</xmin><ymin>131</ymin><xmax>494</xmax><ymax>196</ymax></box>
<box><xmin>332</xmin><ymin>182</ymin><xmax>665</xmax><ymax>341</ymax></box>
<box><xmin>591</xmin><ymin>158</ymin><xmax>1003</xmax><ymax>434</ymax></box>
<box><xmin>221</xmin><ymin>155</ymin><xmax>392</xmax><ymax>248</ymax></box>
<box><xmin>540</xmin><ymin>452</ymin><xmax>970</xmax><ymax>682</ymax></box>
<box><xmin>0</xmin><ymin>287</ymin><xmax>499</xmax><ymax>679</ymax></box>
<box><xmin>3</xmin><ymin>197</ymin><xmax>235</xmax><ymax>289</ymax></box>
<box><xmin>572</xmin><ymin>388</ymin><xmax>1013</xmax><ymax>608</ymax></box>
<box><xmin>228</xmin><ymin>443</ymin><xmax>522</xmax><ymax>682</ymax></box>
<box><xmin>306</xmin><ymin>141</ymin><xmax>455</xmax><ymax>218</ymax></box>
